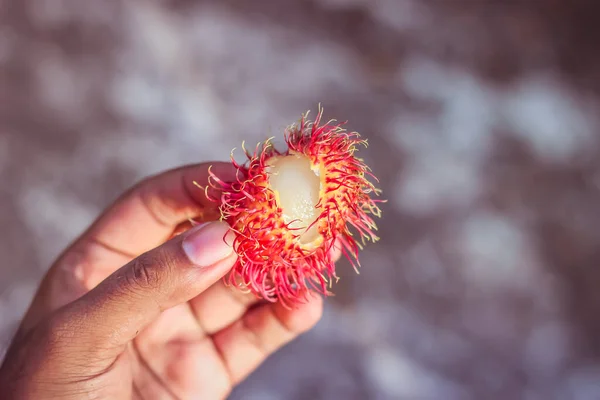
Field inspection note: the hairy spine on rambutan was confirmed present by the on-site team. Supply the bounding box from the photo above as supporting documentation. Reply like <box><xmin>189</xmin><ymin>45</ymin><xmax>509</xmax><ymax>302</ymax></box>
<box><xmin>206</xmin><ymin>108</ymin><xmax>383</xmax><ymax>307</ymax></box>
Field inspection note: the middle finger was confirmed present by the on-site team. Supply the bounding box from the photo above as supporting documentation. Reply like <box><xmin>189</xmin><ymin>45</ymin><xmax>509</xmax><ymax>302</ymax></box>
<box><xmin>187</xmin><ymin>242</ymin><xmax>342</xmax><ymax>334</ymax></box>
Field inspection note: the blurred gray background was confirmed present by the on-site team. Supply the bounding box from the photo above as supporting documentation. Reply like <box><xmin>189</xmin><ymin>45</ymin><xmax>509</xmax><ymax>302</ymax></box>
<box><xmin>2</xmin><ymin>0</ymin><xmax>600</xmax><ymax>399</ymax></box>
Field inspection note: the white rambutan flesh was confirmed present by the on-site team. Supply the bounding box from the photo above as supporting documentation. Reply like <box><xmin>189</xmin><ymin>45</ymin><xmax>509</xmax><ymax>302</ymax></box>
<box><xmin>266</xmin><ymin>153</ymin><xmax>323</xmax><ymax>247</ymax></box>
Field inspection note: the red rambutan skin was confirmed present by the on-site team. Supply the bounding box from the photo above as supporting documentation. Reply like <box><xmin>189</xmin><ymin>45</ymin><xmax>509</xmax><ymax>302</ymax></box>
<box><xmin>206</xmin><ymin>109</ymin><xmax>383</xmax><ymax>308</ymax></box>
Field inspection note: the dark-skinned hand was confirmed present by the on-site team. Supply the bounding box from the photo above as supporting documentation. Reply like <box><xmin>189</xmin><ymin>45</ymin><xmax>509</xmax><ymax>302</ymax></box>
<box><xmin>0</xmin><ymin>163</ymin><xmax>338</xmax><ymax>399</ymax></box>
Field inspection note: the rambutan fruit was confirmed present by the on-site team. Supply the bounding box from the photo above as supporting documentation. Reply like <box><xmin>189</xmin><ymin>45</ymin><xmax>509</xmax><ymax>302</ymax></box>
<box><xmin>206</xmin><ymin>108</ymin><xmax>383</xmax><ymax>307</ymax></box>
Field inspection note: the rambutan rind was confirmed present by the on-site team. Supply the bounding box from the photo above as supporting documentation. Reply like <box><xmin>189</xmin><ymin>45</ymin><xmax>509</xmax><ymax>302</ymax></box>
<box><xmin>207</xmin><ymin>108</ymin><xmax>383</xmax><ymax>307</ymax></box>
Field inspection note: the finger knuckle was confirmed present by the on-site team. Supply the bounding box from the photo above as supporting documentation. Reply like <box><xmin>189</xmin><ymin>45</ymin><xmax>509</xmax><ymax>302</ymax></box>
<box><xmin>127</xmin><ymin>255</ymin><xmax>163</xmax><ymax>291</ymax></box>
<box><xmin>126</xmin><ymin>249</ymin><xmax>179</xmax><ymax>292</ymax></box>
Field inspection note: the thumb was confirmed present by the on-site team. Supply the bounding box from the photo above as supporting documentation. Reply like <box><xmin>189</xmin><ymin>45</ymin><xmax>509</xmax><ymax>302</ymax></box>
<box><xmin>53</xmin><ymin>221</ymin><xmax>237</xmax><ymax>351</ymax></box>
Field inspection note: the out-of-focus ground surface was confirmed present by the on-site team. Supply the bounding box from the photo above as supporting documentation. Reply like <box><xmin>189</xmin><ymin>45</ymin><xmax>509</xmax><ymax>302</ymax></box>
<box><xmin>2</xmin><ymin>0</ymin><xmax>600</xmax><ymax>398</ymax></box>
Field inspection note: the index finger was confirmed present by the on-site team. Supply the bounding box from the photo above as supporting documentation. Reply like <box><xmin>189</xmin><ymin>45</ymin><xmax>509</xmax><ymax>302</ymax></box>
<box><xmin>84</xmin><ymin>162</ymin><xmax>236</xmax><ymax>257</ymax></box>
<box><xmin>19</xmin><ymin>163</ymin><xmax>237</xmax><ymax>334</ymax></box>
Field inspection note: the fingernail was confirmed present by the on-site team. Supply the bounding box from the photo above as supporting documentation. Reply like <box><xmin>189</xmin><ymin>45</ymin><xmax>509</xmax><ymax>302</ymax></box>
<box><xmin>182</xmin><ymin>221</ymin><xmax>234</xmax><ymax>267</ymax></box>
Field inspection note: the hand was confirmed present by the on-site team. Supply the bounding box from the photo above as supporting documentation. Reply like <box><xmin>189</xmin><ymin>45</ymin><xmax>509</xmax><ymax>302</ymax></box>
<box><xmin>0</xmin><ymin>163</ymin><xmax>331</xmax><ymax>400</ymax></box>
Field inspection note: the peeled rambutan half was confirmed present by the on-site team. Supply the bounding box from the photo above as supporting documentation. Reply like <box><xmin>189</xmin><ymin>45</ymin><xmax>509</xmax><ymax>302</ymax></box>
<box><xmin>206</xmin><ymin>108</ymin><xmax>383</xmax><ymax>307</ymax></box>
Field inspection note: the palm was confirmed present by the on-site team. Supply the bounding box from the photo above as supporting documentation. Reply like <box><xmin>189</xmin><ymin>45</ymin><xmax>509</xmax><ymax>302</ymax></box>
<box><xmin>129</xmin><ymin>304</ymin><xmax>229</xmax><ymax>399</ymax></box>
<box><xmin>122</xmin><ymin>302</ymin><xmax>238</xmax><ymax>399</ymax></box>
<box><xmin>19</xmin><ymin>163</ymin><xmax>325</xmax><ymax>400</ymax></box>
<box><xmin>125</xmin><ymin>300</ymin><xmax>246</xmax><ymax>400</ymax></box>
<box><xmin>124</xmin><ymin>290</ymin><xmax>268</xmax><ymax>400</ymax></box>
